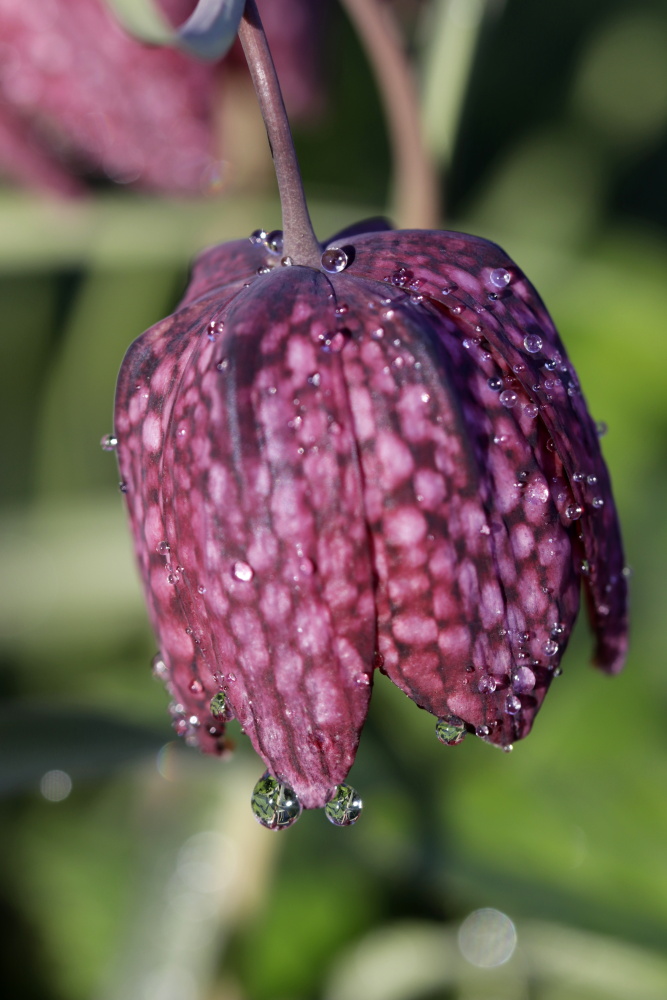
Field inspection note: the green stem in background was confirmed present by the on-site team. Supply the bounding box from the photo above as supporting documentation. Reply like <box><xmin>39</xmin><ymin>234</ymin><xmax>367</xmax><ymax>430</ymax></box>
<box><xmin>419</xmin><ymin>0</ymin><xmax>490</xmax><ymax>171</ymax></box>
<box><xmin>238</xmin><ymin>0</ymin><xmax>321</xmax><ymax>266</ymax></box>
<box><xmin>341</xmin><ymin>0</ymin><xmax>441</xmax><ymax>229</ymax></box>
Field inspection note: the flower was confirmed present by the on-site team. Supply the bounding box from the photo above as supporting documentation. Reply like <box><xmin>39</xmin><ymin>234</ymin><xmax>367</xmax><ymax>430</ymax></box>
<box><xmin>113</xmin><ymin>223</ymin><xmax>628</xmax><ymax>822</ymax></box>
<box><xmin>0</xmin><ymin>0</ymin><xmax>323</xmax><ymax>194</ymax></box>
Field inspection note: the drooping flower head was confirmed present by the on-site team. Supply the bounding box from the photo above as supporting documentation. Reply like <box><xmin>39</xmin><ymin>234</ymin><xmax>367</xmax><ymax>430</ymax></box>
<box><xmin>111</xmin><ymin>0</ymin><xmax>628</xmax><ymax>828</ymax></box>
<box><xmin>113</xmin><ymin>222</ymin><xmax>628</xmax><ymax>823</ymax></box>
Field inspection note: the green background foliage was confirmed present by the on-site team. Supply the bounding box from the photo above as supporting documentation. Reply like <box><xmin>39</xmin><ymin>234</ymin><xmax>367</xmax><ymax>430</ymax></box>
<box><xmin>2</xmin><ymin>1</ymin><xmax>667</xmax><ymax>998</ymax></box>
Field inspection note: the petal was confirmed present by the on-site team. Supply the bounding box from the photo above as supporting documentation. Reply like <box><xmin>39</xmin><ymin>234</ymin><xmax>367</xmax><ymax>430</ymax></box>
<box><xmin>346</xmin><ymin>230</ymin><xmax>628</xmax><ymax>674</ymax></box>
<box><xmin>117</xmin><ymin>259</ymin><xmax>375</xmax><ymax>809</ymax></box>
<box><xmin>332</xmin><ymin>275</ymin><xmax>578</xmax><ymax>745</ymax></box>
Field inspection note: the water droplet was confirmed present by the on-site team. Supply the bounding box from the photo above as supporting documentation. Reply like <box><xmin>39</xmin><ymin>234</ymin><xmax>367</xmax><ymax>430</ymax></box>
<box><xmin>281</xmin><ymin>256</ymin><xmax>294</xmax><ymax>267</ymax></box>
<box><xmin>232</xmin><ymin>561</ymin><xmax>254</xmax><ymax>582</ymax></box>
<box><xmin>551</xmin><ymin>623</ymin><xmax>565</xmax><ymax>637</ymax></box>
<box><xmin>249</xmin><ymin>228</ymin><xmax>268</xmax><ymax>245</ymax></box>
<box><xmin>512</xmin><ymin>666</ymin><xmax>535</xmax><ymax>693</ymax></box>
<box><xmin>166</xmin><ymin>573</ymin><xmax>179</xmax><ymax>585</ymax></box>
<box><xmin>580</xmin><ymin>559</ymin><xmax>591</xmax><ymax>575</ymax></box>
<box><xmin>505</xmin><ymin>694</ymin><xmax>522</xmax><ymax>715</ymax></box>
<box><xmin>151</xmin><ymin>653</ymin><xmax>168</xmax><ymax>679</ymax></box>
<box><xmin>572</xmin><ymin>471</ymin><xmax>584</xmax><ymax>482</ymax></box>
<box><xmin>544</xmin><ymin>639</ymin><xmax>559</xmax><ymax>656</ymax></box>
<box><xmin>210</xmin><ymin>692</ymin><xmax>228</xmax><ymax>717</ymax></box>
<box><xmin>477</xmin><ymin>674</ymin><xmax>497</xmax><ymax>694</ymax></box>
<box><xmin>524</xmin><ymin>402</ymin><xmax>539</xmax><ymax>419</ymax></box>
<box><xmin>156</xmin><ymin>541</ymin><xmax>170</xmax><ymax>556</ymax></box>
<box><xmin>100</xmin><ymin>433</ymin><xmax>118</xmax><ymax>451</ymax></box>
<box><xmin>266</xmin><ymin>230</ymin><xmax>283</xmax><ymax>255</ymax></box>
<box><xmin>487</xmin><ymin>377</ymin><xmax>503</xmax><ymax>392</ymax></box>
<box><xmin>198</xmin><ymin>585</ymin><xmax>207</xmax><ymax>594</ymax></box>
<box><xmin>207</xmin><ymin>320</ymin><xmax>224</xmax><ymax>340</ymax></box>
<box><xmin>189</xmin><ymin>679</ymin><xmax>203</xmax><ymax>695</ymax></box>
<box><xmin>323</xmin><ymin>331</ymin><xmax>346</xmax><ymax>353</ymax></box>
<box><xmin>502</xmin><ymin>744</ymin><xmax>514</xmax><ymax>753</ymax></box>
<box><xmin>499</xmin><ymin>389</ymin><xmax>518</xmax><ymax>408</ymax></box>
<box><xmin>256</xmin><ymin>265</ymin><xmax>271</xmax><ymax>275</ymax></box>
<box><xmin>489</xmin><ymin>267</ymin><xmax>511</xmax><ymax>289</ymax></box>
<box><xmin>370</xmin><ymin>326</ymin><xmax>384</xmax><ymax>340</ymax></box>
<box><xmin>307</xmin><ymin>372</ymin><xmax>321</xmax><ymax>387</ymax></box>
<box><xmin>476</xmin><ymin>725</ymin><xmax>490</xmax><ymax>738</ymax></box>
<box><xmin>118</xmin><ymin>481</ymin><xmax>128</xmax><ymax>493</ymax></box>
<box><xmin>592</xmin><ymin>496</ymin><xmax>604</xmax><ymax>509</ymax></box>
<box><xmin>441</xmin><ymin>281</ymin><xmax>457</xmax><ymax>295</ymax></box>
<box><xmin>458</xmin><ymin>908</ymin><xmax>517</xmax><ymax>968</ymax></box>
<box><xmin>325</xmin><ymin>783</ymin><xmax>363</xmax><ymax>826</ymax></box>
<box><xmin>622</xmin><ymin>565</ymin><xmax>632</xmax><ymax>578</ymax></box>
<box><xmin>596</xmin><ymin>421</ymin><xmax>608</xmax><ymax>438</ymax></box>
<box><xmin>435</xmin><ymin>715</ymin><xmax>467</xmax><ymax>745</ymax></box>
<box><xmin>391</xmin><ymin>267</ymin><xmax>412</xmax><ymax>287</ymax></box>
<box><xmin>586</xmin><ymin>475</ymin><xmax>598</xmax><ymax>485</ymax></box>
<box><xmin>523</xmin><ymin>333</ymin><xmax>543</xmax><ymax>354</ymax></box>
<box><xmin>566</xmin><ymin>504</ymin><xmax>584</xmax><ymax>520</ymax></box>
<box><xmin>597</xmin><ymin>603</ymin><xmax>610</xmax><ymax>616</ymax></box>
<box><xmin>251</xmin><ymin>775</ymin><xmax>302</xmax><ymax>830</ymax></box>
<box><xmin>321</xmin><ymin>247</ymin><xmax>349</xmax><ymax>273</ymax></box>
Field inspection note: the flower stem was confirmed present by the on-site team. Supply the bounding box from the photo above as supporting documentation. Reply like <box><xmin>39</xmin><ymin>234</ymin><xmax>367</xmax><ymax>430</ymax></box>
<box><xmin>340</xmin><ymin>0</ymin><xmax>441</xmax><ymax>229</ymax></box>
<box><xmin>238</xmin><ymin>0</ymin><xmax>321</xmax><ymax>267</ymax></box>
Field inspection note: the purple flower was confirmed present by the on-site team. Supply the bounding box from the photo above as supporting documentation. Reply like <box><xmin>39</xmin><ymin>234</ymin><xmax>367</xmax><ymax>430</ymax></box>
<box><xmin>114</xmin><ymin>224</ymin><xmax>628</xmax><ymax>820</ymax></box>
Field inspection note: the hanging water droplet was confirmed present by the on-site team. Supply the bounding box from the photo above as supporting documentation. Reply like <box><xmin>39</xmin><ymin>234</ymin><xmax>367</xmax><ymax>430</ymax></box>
<box><xmin>100</xmin><ymin>433</ymin><xmax>118</xmax><ymax>451</ymax></box>
<box><xmin>325</xmin><ymin>783</ymin><xmax>363</xmax><ymax>826</ymax></box>
<box><xmin>435</xmin><ymin>715</ymin><xmax>467</xmax><ymax>745</ymax></box>
<box><xmin>266</xmin><ymin>230</ymin><xmax>283</xmax><ymax>255</ymax></box>
<box><xmin>256</xmin><ymin>265</ymin><xmax>271</xmax><ymax>275</ymax></box>
<box><xmin>321</xmin><ymin>247</ymin><xmax>349</xmax><ymax>273</ymax></box>
<box><xmin>476</xmin><ymin>725</ymin><xmax>490</xmax><ymax>738</ymax></box>
<box><xmin>251</xmin><ymin>775</ymin><xmax>302</xmax><ymax>830</ymax></box>
<box><xmin>156</xmin><ymin>541</ymin><xmax>170</xmax><ymax>556</ymax></box>
<box><xmin>596</xmin><ymin>421</ymin><xmax>608</xmax><ymax>438</ymax></box>
<box><xmin>118</xmin><ymin>481</ymin><xmax>128</xmax><ymax>493</ymax></box>
<box><xmin>210</xmin><ymin>692</ymin><xmax>229</xmax><ymax>717</ymax></box>
<box><xmin>544</xmin><ymin>639</ymin><xmax>559</xmax><ymax>656</ymax></box>
<box><xmin>281</xmin><ymin>255</ymin><xmax>294</xmax><ymax>267</ymax></box>
<box><xmin>592</xmin><ymin>496</ymin><xmax>604</xmax><ymax>509</ymax></box>
<box><xmin>566</xmin><ymin>504</ymin><xmax>584</xmax><ymax>520</ymax></box>
<box><xmin>499</xmin><ymin>389</ymin><xmax>518</xmax><ymax>408</ymax></box>
<box><xmin>551</xmin><ymin>622</ymin><xmax>565</xmax><ymax>637</ymax></box>
<box><xmin>249</xmin><ymin>228</ymin><xmax>268</xmax><ymax>245</ymax></box>
<box><xmin>489</xmin><ymin>267</ymin><xmax>511</xmax><ymax>288</ymax></box>
<box><xmin>487</xmin><ymin>377</ymin><xmax>503</xmax><ymax>392</ymax></box>
<box><xmin>523</xmin><ymin>333</ymin><xmax>543</xmax><ymax>354</ymax></box>
<box><xmin>232</xmin><ymin>561</ymin><xmax>254</xmax><ymax>582</ymax></box>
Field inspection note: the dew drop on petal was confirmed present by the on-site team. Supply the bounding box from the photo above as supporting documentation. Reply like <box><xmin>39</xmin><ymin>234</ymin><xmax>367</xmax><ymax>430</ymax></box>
<box><xmin>487</xmin><ymin>377</ymin><xmax>503</xmax><ymax>392</ymax></box>
<box><xmin>435</xmin><ymin>715</ymin><xmax>467</xmax><ymax>745</ymax></box>
<box><xmin>151</xmin><ymin>653</ymin><xmax>168</xmax><ymax>679</ymax></box>
<box><xmin>476</xmin><ymin>725</ymin><xmax>490</xmax><ymax>738</ymax></box>
<box><xmin>566</xmin><ymin>504</ymin><xmax>584</xmax><ymax>520</ymax></box>
<box><xmin>544</xmin><ymin>639</ymin><xmax>559</xmax><ymax>656</ymax></box>
<box><xmin>499</xmin><ymin>389</ymin><xmax>518</xmax><ymax>408</ymax></box>
<box><xmin>523</xmin><ymin>333</ymin><xmax>543</xmax><ymax>354</ymax></box>
<box><xmin>100</xmin><ymin>433</ymin><xmax>117</xmax><ymax>451</ymax></box>
<box><xmin>512</xmin><ymin>666</ymin><xmax>536</xmax><ymax>693</ymax></box>
<box><xmin>307</xmin><ymin>372</ymin><xmax>321</xmax><ymax>387</ymax></box>
<box><xmin>232</xmin><ymin>561</ymin><xmax>254</xmax><ymax>582</ymax></box>
<box><xmin>249</xmin><ymin>228</ymin><xmax>268</xmax><ymax>245</ymax></box>
<box><xmin>324</xmin><ymin>783</ymin><xmax>363</xmax><ymax>826</ymax></box>
<box><xmin>505</xmin><ymin>694</ymin><xmax>522</xmax><ymax>716</ymax></box>
<box><xmin>189</xmin><ymin>679</ymin><xmax>203</xmax><ymax>694</ymax></box>
<box><xmin>489</xmin><ymin>267</ymin><xmax>511</xmax><ymax>288</ymax></box>
<box><xmin>118</xmin><ymin>481</ymin><xmax>128</xmax><ymax>493</ymax></box>
<box><xmin>266</xmin><ymin>230</ymin><xmax>284</xmax><ymax>255</ymax></box>
<box><xmin>587</xmin><ymin>475</ymin><xmax>598</xmax><ymax>485</ymax></box>
<box><xmin>251</xmin><ymin>775</ymin><xmax>302</xmax><ymax>830</ymax></box>
<box><xmin>592</xmin><ymin>497</ymin><xmax>605</xmax><ymax>509</ymax></box>
<box><xmin>156</xmin><ymin>541</ymin><xmax>170</xmax><ymax>556</ymax></box>
<box><xmin>524</xmin><ymin>403</ymin><xmax>539</xmax><ymax>419</ymax></box>
<box><xmin>321</xmin><ymin>247</ymin><xmax>349</xmax><ymax>273</ymax></box>
<box><xmin>478</xmin><ymin>674</ymin><xmax>497</xmax><ymax>694</ymax></box>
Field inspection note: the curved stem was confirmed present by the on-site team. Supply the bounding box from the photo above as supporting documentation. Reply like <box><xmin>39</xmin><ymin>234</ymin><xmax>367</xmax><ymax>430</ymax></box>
<box><xmin>238</xmin><ymin>0</ymin><xmax>321</xmax><ymax>266</ymax></box>
<box><xmin>340</xmin><ymin>0</ymin><xmax>441</xmax><ymax>229</ymax></box>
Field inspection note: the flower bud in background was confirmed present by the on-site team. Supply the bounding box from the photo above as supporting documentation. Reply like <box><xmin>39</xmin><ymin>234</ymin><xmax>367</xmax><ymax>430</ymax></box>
<box><xmin>0</xmin><ymin>0</ymin><xmax>324</xmax><ymax>195</ymax></box>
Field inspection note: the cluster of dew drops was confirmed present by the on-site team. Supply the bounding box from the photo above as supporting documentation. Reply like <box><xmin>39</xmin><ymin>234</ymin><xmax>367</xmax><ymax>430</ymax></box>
<box><xmin>98</xmin><ymin>236</ymin><xmax>622</xmax><ymax>829</ymax></box>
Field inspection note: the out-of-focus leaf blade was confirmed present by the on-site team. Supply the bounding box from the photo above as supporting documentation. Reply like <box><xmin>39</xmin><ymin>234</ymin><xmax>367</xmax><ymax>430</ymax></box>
<box><xmin>0</xmin><ymin>702</ymin><xmax>166</xmax><ymax>795</ymax></box>
<box><xmin>105</xmin><ymin>0</ymin><xmax>246</xmax><ymax>60</ymax></box>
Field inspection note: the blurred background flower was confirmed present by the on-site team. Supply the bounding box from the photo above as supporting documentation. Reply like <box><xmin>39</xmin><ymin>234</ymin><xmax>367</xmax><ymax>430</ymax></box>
<box><xmin>1</xmin><ymin>1</ymin><xmax>667</xmax><ymax>998</ymax></box>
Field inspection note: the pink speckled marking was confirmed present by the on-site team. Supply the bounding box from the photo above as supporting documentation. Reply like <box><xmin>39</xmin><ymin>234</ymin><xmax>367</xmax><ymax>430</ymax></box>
<box><xmin>115</xmin><ymin>226</ymin><xmax>627</xmax><ymax>803</ymax></box>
